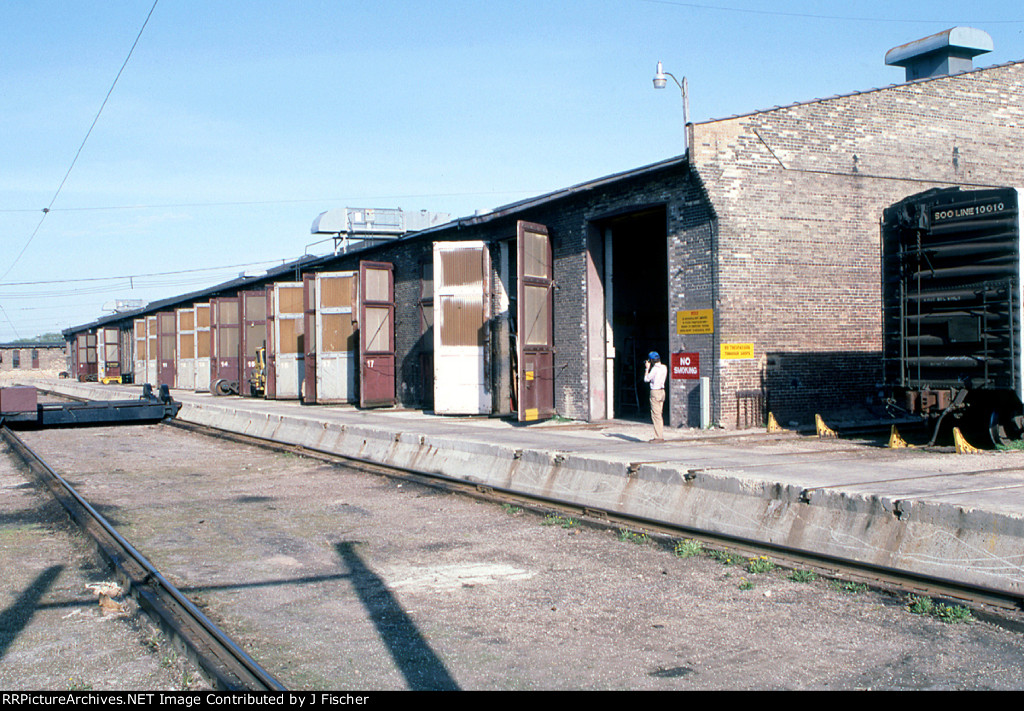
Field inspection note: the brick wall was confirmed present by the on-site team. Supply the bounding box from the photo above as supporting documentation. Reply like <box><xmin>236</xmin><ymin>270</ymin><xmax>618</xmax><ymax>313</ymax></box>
<box><xmin>0</xmin><ymin>345</ymin><xmax>67</xmax><ymax>378</ymax></box>
<box><xmin>690</xmin><ymin>61</ymin><xmax>1024</xmax><ymax>427</ymax></box>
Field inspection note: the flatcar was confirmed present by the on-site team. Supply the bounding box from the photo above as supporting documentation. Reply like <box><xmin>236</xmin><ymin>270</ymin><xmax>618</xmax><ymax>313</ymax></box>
<box><xmin>882</xmin><ymin>186</ymin><xmax>1022</xmax><ymax>446</ymax></box>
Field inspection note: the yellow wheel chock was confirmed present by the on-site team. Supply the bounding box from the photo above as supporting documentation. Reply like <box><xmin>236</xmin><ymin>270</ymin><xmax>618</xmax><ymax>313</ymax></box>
<box><xmin>953</xmin><ymin>427</ymin><xmax>981</xmax><ymax>454</ymax></box>
<box><xmin>815</xmin><ymin>414</ymin><xmax>837</xmax><ymax>438</ymax></box>
<box><xmin>767</xmin><ymin>412</ymin><xmax>784</xmax><ymax>434</ymax></box>
<box><xmin>888</xmin><ymin>425</ymin><xmax>912</xmax><ymax>449</ymax></box>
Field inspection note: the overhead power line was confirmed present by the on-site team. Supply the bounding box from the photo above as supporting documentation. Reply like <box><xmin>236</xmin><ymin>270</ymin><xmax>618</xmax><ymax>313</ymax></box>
<box><xmin>0</xmin><ymin>189</ymin><xmax>537</xmax><ymax>215</ymax></box>
<box><xmin>0</xmin><ymin>0</ymin><xmax>160</xmax><ymax>283</ymax></box>
<box><xmin>0</xmin><ymin>259</ymin><xmax>285</xmax><ymax>288</ymax></box>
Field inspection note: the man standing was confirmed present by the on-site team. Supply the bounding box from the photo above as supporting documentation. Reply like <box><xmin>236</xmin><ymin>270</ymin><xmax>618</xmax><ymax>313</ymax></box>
<box><xmin>643</xmin><ymin>351</ymin><xmax>667</xmax><ymax>442</ymax></box>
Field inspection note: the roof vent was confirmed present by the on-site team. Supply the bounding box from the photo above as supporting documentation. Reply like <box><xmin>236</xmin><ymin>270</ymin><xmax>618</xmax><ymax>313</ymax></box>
<box><xmin>885</xmin><ymin>27</ymin><xmax>993</xmax><ymax>81</ymax></box>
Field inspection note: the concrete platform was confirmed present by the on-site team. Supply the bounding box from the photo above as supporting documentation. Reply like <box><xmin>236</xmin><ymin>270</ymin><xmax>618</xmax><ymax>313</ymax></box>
<box><xmin>26</xmin><ymin>379</ymin><xmax>1024</xmax><ymax>602</ymax></box>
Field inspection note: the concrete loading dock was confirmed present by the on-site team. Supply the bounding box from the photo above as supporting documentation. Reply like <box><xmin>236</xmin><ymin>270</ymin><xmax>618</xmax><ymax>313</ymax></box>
<box><xmin>35</xmin><ymin>378</ymin><xmax>1024</xmax><ymax>603</ymax></box>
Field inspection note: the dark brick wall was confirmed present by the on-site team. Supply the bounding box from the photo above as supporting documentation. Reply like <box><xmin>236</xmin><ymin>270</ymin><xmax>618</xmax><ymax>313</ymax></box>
<box><xmin>691</xmin><ymin>61</ymin><xmax>1024</xmax><ymax>427</ymax></box>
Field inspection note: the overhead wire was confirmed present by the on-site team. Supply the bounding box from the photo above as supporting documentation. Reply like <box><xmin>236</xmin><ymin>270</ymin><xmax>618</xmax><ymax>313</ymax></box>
<box><xmin>0</xmin><ymin>0</ymin><xmax>160</xmax><ymax>283</ymax></box>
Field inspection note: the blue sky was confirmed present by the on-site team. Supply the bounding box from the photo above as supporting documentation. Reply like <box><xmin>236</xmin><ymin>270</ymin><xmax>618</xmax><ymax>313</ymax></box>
<box><xmin>1</xmin><ymin>1</ymin><xmax>1022</xmax><ymax>340</ymax></box>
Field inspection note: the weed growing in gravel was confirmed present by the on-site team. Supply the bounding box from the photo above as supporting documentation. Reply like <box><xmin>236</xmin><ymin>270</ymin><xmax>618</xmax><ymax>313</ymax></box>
<box><xmin>907</xmin><ymin>595</ymin><xmax>974</xmax><ymax>624</ymax></box>
<box><xmin>503</xmin><ymin>503</ymin><xmax>523</xmax><ymax>515</ymax></box>
<box><xmin>738</xmin><ymin>578</ymin><xmax>755</xmax><ymax>591</ymax></box>
<box><xmin>67</xmin><ymin>678</ymin><xmax>93</xmax><ymax>691</ymax></box>
<box><xmin>707</xmin><ymin>548</ymin><xmax>741</xmax><ymax>565</ymax></box>
<box><xmin>788</xmin><ymin>569</ymin><xmax>818</xmax><ymax>583</ymax></box>
<box><xmin>830</xmin><ymin>580</ymin><xmax>869</xmax><ymax>594</ymax></box>
<box><xmin>542</xmin><ymin>513</ymin><xmax>579</xmax><ymax>528</ymax></box>
<box><xmin>617</xmin><ymin>528</ymin><xmax>650</xmax><ymax>544</ymax></box>
<box><xmin>674</xmin><ymin>539</ymin><xmax>704</xmax><ymax>558</ymax></box>
<box><xmin>745</xmin><ymin>556</ymin><xmax>776</xmax><ymax>574</ymax></box>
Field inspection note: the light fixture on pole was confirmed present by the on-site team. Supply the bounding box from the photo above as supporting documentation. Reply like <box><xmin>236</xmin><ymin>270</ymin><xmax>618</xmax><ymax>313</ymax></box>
<box><xmin>653</xmin><ymin>61</ymin><xmax>689</xmax><ymax>153</ymax></box>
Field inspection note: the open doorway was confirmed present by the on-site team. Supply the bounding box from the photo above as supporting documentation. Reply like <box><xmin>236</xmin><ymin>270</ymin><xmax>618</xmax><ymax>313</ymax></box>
<box><xmin>598</xmin><ymin>207</ymin><xmax>669</xmax><ymax>421</ymax></box>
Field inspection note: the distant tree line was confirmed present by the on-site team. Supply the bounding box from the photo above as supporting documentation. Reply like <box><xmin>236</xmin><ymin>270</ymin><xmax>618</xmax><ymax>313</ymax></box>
<box><xmin>9</xmin><ymin>332</ymin><xmax>63</xmax><ymax>344</ymax></box>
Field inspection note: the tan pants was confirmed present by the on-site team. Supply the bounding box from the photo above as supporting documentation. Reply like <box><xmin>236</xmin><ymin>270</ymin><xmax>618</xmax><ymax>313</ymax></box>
<box><xmin>650</xmin><ymin>389</ymin><xmax>665</xmax><ymax>440</ymax></box>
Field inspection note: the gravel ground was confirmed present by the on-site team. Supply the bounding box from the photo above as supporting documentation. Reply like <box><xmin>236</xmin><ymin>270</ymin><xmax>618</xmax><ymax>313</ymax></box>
<box><xmin>0</xmin><ymin>441</ymin><xmax>209</xmax><ymax>691</ymax></box>
<box><xmin>7</xmin><ymin>423</ymin><xmax>1024</xmax><ymax>691</ymax></box>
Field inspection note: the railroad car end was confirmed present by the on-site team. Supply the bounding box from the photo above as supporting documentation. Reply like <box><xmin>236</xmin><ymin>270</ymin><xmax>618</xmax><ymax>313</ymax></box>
<box><xmin>881</xmin><ymin>186</ymin><xmax>1023</xmax><ymax>447</ymax></box>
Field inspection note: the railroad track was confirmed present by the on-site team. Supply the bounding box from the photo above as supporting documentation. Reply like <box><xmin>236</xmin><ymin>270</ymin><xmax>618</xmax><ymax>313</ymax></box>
<box><xmin>0</xmin><ymin>425</ymin><xmax>286</xmax><ymax>692</ymax></box>
<box><xmin>168</xmin><ymin>419</ymin><xmax>1024</xmax><ymax>627</ymax></box>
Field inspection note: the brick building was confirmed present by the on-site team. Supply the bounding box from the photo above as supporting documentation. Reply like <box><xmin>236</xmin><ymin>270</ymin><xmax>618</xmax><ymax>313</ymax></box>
<box><xmin>688</xmin><ymin>59</ymin><xmax>1024</xmax><ymax>428</ymax></box>
<box><xmin>0</xmin><ymin>342</ymin><xmax>67</xmax><ymax>378</ymax></box>
<box><xmin>63</xmin><ymin>40</ymin><xmax>1024</xmax><ymax>431</ymax></box>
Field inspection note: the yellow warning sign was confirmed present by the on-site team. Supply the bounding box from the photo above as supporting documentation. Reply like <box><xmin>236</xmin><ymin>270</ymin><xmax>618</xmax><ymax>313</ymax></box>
<box><xmin>721</xmin><ymin>343</ymin><xmax>754</xmax><ymax>360</ymax></box>
<box><xmin>676</xmin><ymin>309</ymin><xmax>714</xmax><ymax>335</ymax></box>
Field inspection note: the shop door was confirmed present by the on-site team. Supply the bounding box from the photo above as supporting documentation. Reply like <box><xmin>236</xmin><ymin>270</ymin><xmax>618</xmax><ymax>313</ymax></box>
<box><xmin>146</xmin><ymin>316</ymin><xmax>157</xmax><ymax>385</ymax></box>
<box><xmin>517</xmin><ymin>221</ymin><xmax>555</xmax><ymax>421</ymax></box>
<box><xmin>303</xmin><ymin>274</ymin><xmax>317</xmax><ymax>402</ymax></box>
<box><xmin>194</xmin><ymin>303</ymin><xmax>212</xmax><ymax>392</ymax></box>
<box><xmin>359</xmin><ymin>261</ymin><xmax>395</xmax><ymax>408</ymax></box>
<box><xmin>157</xmin><ymin>311</ymin><xmax>176</xmax><ymax>388</ymax></box>
<box><xmin>308</xmin><ymin>271</ymin><xmax>358</xmax><ymax>404</ymax></box>
<box><xmin>240</xmin><ymin>289</ymin><xmax>267</xmax><ymax>397</ymax></box>
<box><xmin>271</xmin><ymin>283</ymin><xmax>304</xmax><ymax>399</ymax></box>
<box><xmin>101</xmin><ymin>327</ymin><xmax>121</xmax><ymax>381</ymax></box>
<box><xmin>265</xmin><ymin>289</ymin><xmax>277</xmax><ymax>398</ymax></box>
<box><xmin>176</xmin><ymin>307</ymin><xmax>196</xmax><ymax>391</ymax></box>
<box><xmin>212</xmin><ymin>297</ymin><xmax>240</xmax><ymax>389</ymax></box>
<box><xmin>433</xmin><ymin>241</ymin><xmax>490</xmax><ymax>414</ymax></box>
<box><xmin>134</xmin><ymin>319</ymin><xmax>147</xmax><ymax>384</ymax></box>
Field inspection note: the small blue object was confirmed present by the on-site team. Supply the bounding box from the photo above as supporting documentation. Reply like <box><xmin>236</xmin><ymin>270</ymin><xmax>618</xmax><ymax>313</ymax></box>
<box><xmin>648</xmin><ymin>351</ymin><xmax>660</xmax><ymax>361</ymax></box>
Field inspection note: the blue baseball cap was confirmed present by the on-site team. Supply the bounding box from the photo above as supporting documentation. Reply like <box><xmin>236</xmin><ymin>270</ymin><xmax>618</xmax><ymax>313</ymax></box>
<box><xmin>648</xmin><ymin>351</ymin><xmax>660</xmax><ymax>361</ymax></box>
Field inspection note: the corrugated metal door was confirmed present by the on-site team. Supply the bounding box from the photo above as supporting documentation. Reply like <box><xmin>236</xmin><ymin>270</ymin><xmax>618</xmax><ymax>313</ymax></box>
<box><xmin>240</xmin><ymin>289</ymin><xmax>267</xmax><ymax>397</ymax></box>
<box><xmin>194</xmin><ymin>303</ymin><xmax>212</xmax><ymax>392</ymax></box>
<box><xmin>212</xmin><ymin>297</ymin><xmax>240</xmax><ymax>389</ymax></box>
<box><xmin>517</xmin><ymin>221</ymin><xmax>555</xmax><ymax>422</ymax></box>
<box><xmin>312</xmin><ymin>271</ymin><xmax>358</xmax><ymax>404</ymax></box>
<box><xmin>271</xmin><ymin>283</ymin><xmax>304</xmax><ymax>399</ymax></box>
<box><xmin>176</xmin><ymin>307</ymin><xmax>196</xmax><ymax>391</ymax></box>
<box><xmin>157</xmin><ymin>311</ymin><xmax>176</xmax><ymax>388</ymax></box>
<box><xmin>433</xmin><ymin>242</ymin><xmax>490</xmax><ymax>414</ymax></box>
<box><xmin>359</xmin><ymin>261</ymin><xmax>395</xmax><ymax>408</ymax></box>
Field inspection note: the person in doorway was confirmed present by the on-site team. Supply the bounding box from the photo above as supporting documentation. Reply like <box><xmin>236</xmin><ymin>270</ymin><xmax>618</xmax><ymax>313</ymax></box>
<box><xmin>643</xmin><ymin>351</ymin><xmax>667</xmax><ymax>442</ymax></box>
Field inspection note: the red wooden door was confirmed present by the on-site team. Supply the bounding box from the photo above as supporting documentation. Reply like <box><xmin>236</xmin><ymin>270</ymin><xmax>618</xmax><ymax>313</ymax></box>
<box><xmin>359</xmin><ymin>261</ymin><xmax>395</xmax><ymax>408</ymax></box>
<box><xmin>157</xmin><ymin>311</ymin><xmax>176</xmax><ymax>388</ymax></box>
<box><xmin>240</xmin><ymin>289</ymin><xmax>267</xmax><ymax>396</ymax></box>
<box><xmin>265</xmin><ymin>288</ymin><xmax>277</xmax><ymax>398</ymax></box>
<box><xmin>212</xmin><ymin>296</ymin><xmax>240</xmax><ymax>389</ymax></box>
<box><xmin>303</xmin><ymin>274</ymin><xmax>318</xmax><ymax>403</ymax></box>
<box><xmin>517</xmin><ymin>221</ymin><xmax>555</xmax><ymax>421</ymax></box>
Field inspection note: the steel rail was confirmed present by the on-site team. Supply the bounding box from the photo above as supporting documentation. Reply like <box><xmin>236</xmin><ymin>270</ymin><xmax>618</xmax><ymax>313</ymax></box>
<box><xmin>0</xmin><ymin>425</ymin><xmax>286</xmax><ymax>691</ymax></box>
<box><xmin>168</xmin><ymin>419</ymin><xmax>1024</xmax><ymax>624</ymax></box>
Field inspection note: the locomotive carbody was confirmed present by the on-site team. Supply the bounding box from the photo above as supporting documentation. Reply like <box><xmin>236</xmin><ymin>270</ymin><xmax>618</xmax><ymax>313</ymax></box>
<box><xmin>881</xmin><ymin>186</ymin><xmax>1022</xmax><ymax>445</ymax></box>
